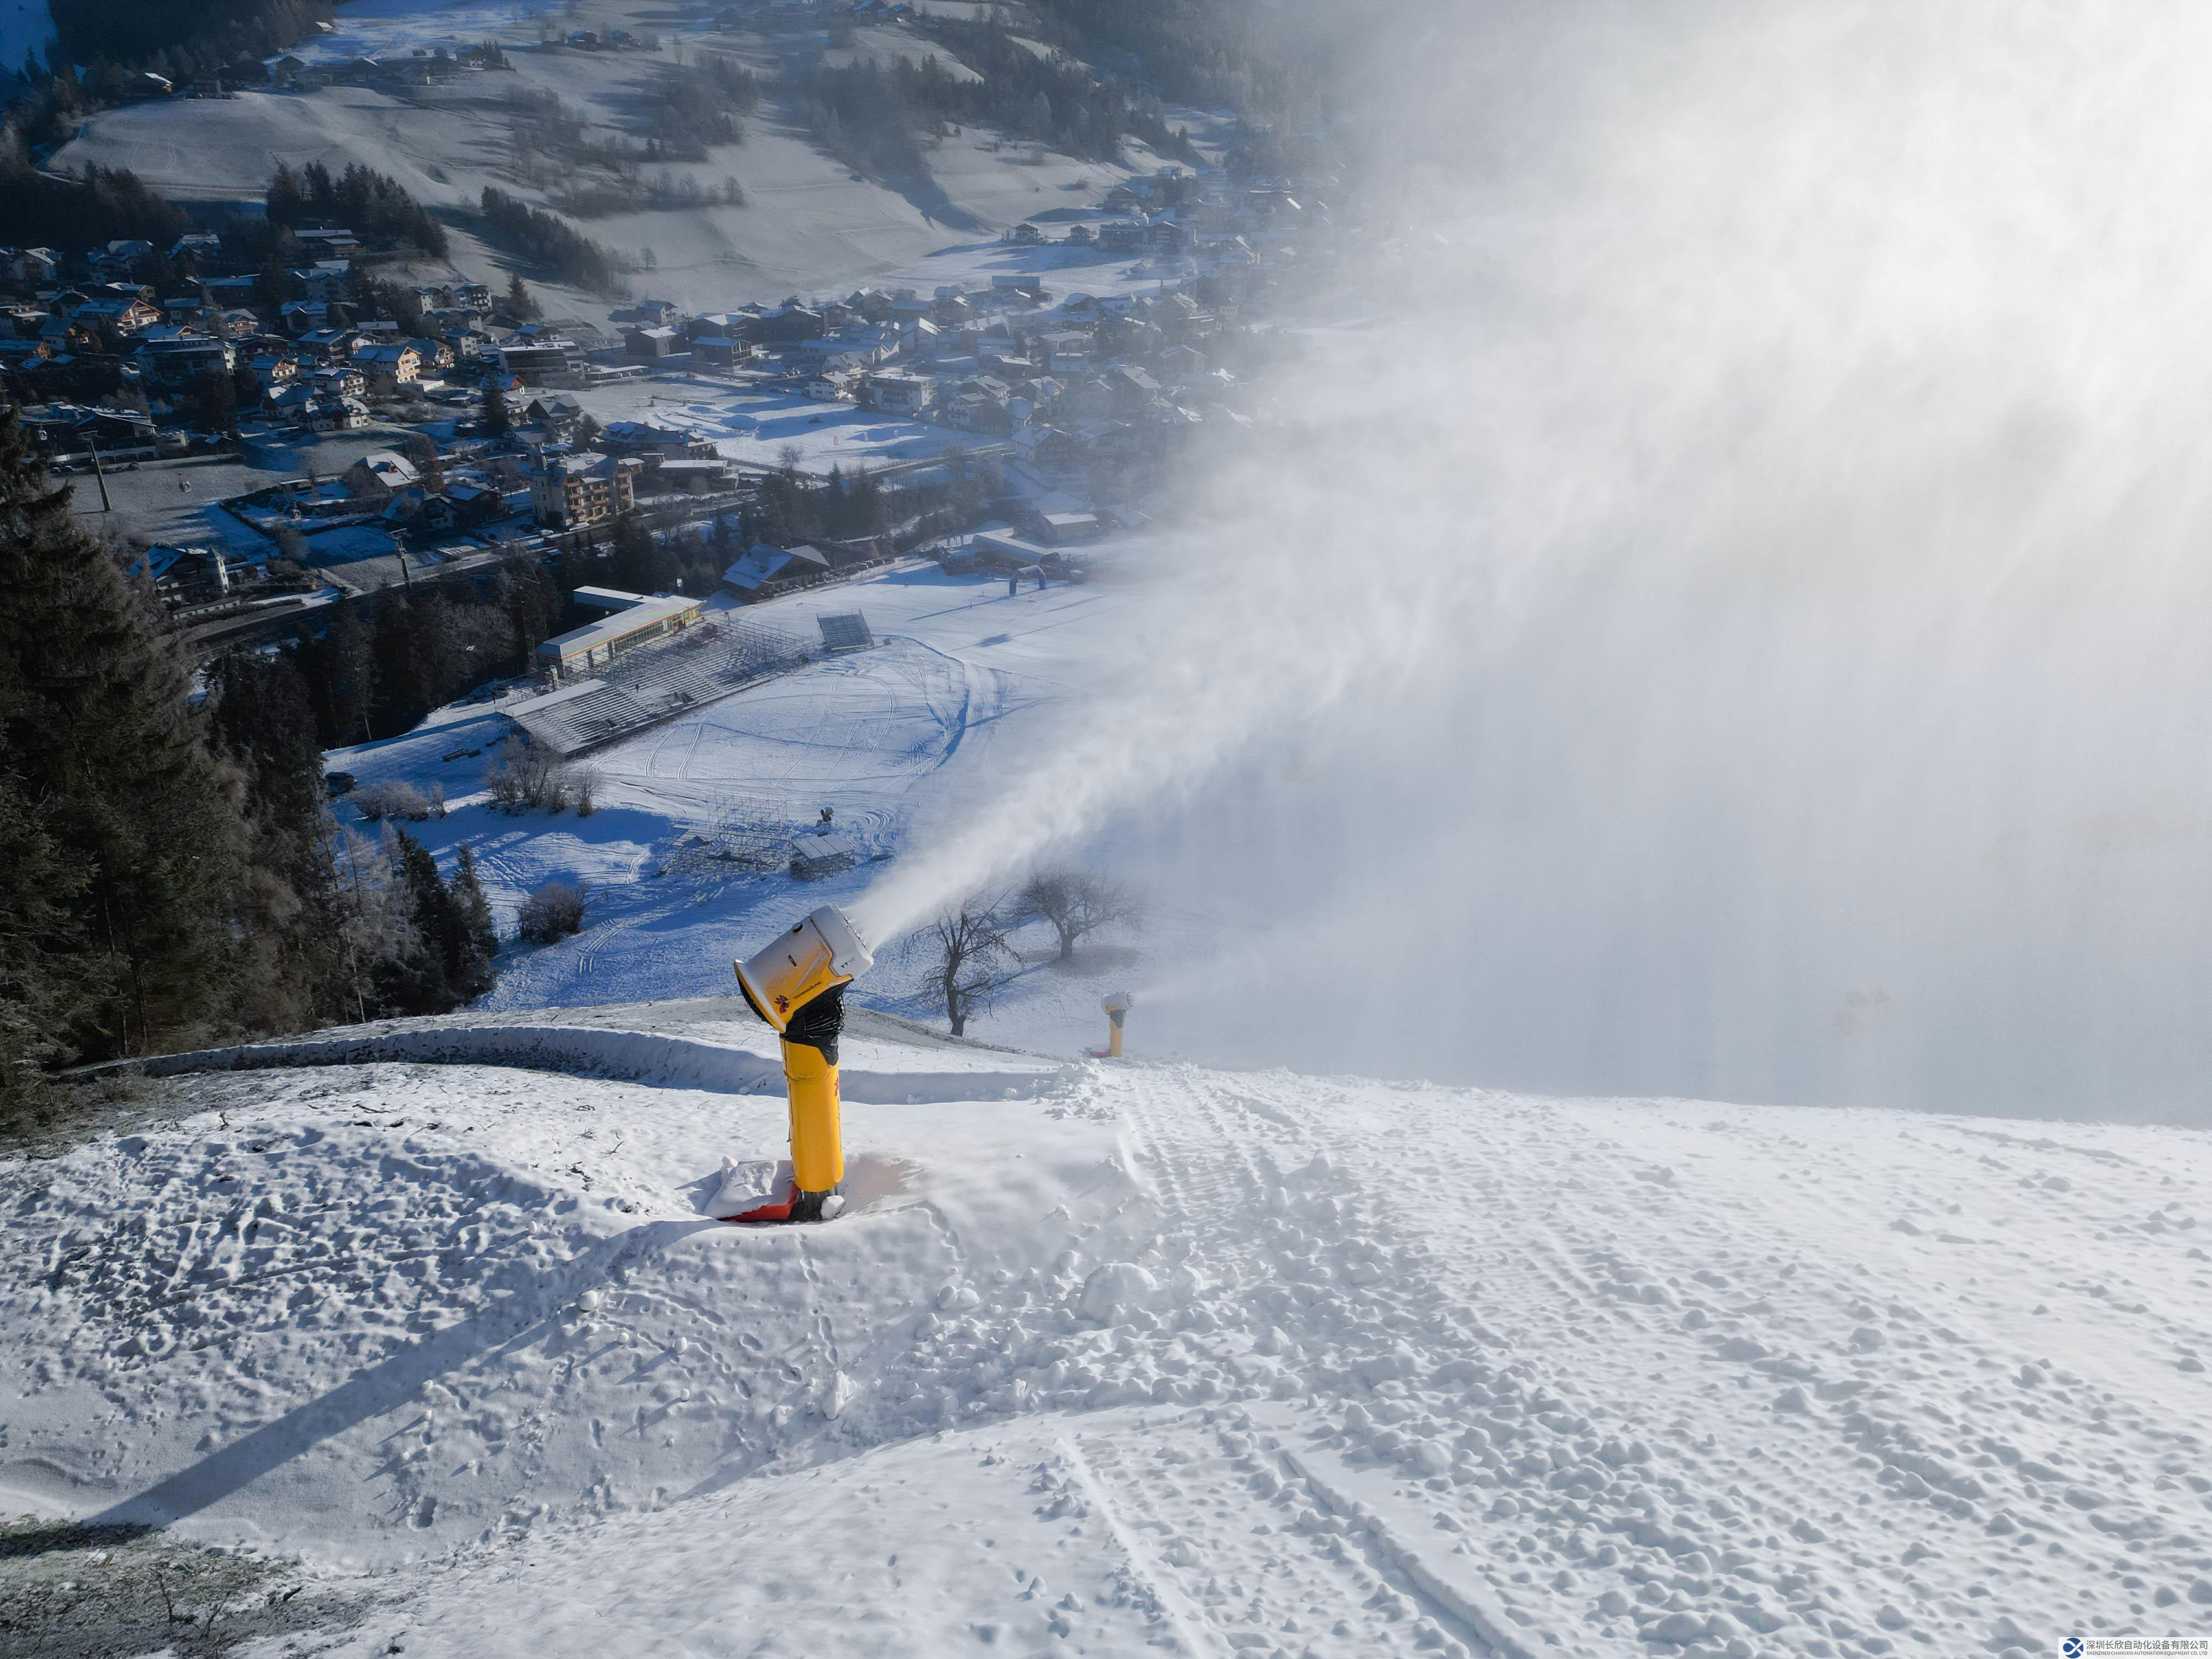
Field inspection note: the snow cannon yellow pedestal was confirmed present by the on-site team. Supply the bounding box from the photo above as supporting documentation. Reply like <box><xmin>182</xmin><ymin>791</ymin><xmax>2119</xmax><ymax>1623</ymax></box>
<box><xmin>730</xmin><ymin>905</ymin><xmax>874</xmax><ymax>1223</ymax></box>
<box><xmin>1092</xmin><ymin>991</ymin><xmax>1133</xmax><ymax>1059</ymax></box>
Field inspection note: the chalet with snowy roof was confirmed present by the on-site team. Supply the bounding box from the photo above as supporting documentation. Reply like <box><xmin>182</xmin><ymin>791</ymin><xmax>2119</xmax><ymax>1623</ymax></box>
<box><xmin>721</xmin><ymin>541</ymin><xmax>829</xmax><ymax>594</ymax></box>
<box><xmin>8</xmin><ymin>248</ymin><xmax>60</xmax><ymax>286</ymax></box>
<box><xmin>343</xmin><ymin>450</ymin><xmax>421</xmax><ymax>501</ymax></box>
<box><xmin>350</xmin><ymin>340</ymin><xmax>421</xmax><ymax>394</ymax></box>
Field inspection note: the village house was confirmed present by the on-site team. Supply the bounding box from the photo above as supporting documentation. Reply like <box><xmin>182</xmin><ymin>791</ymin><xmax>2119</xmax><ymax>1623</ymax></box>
<box><xmin>601</xmin><ymin>420</ymin><xmax>718</xmax><ymax>460</ymax></box>
<box><xmin>309</xmin><ymin>396</ymin><xmax>369</xmax><ymax>432</ymax></box>
<box><xmin>8</xmin><ymin>248</ymin><xmax>60</xmax><ymax>287</ymax></box>
<box><xmin>343</xmin><ymin>450</ymin><xmax>422</xmax><ymax>501</ymax></box>
<box><xmin>350</xmin><ymin>340</ymin><xmax>422</xmax><ymax>394</ymax></box>
<box><xmin>292</xmin><ymin>228</ymin><xmax>365</xmax><ymax>259</ymax></box>
<box><xmin>523</xmin><ymin>392</ymin><xmax>583</xmax><ymax>432</ymax></box>
<box><xmin>865</xmin><ymin>374</ymin><xmax>929</xmax><ymax>417</ymax></box>
<box><xmin>530</xmin><ymin>452</ymin><xmax>637</xmax><ymax>530</ymax></box>
<box><xmin>138</xmin><ymin>334</ymin><xmax>234</xmax><ymax>388</ymax></box>
<box><xmin>309</xmin><ymin>364</ymin><xmax>368</xmax><ymax>398</ymax></box>
<box><xmin>250</xmin><ymin>351</ymin><xmax>301</xmax><ymax>387</ymax></box>
<box><xmin>499</xmin><ymin>337</ymin><xmax>588</xmax><ymax>387</ymax></box>
<box><xmin>721</xmin><ymin>541</ymin><xmax>828</xmax><ymax>595</ymax></box>
<box><xmin>75</xmin><ymin>295</ymin><xmax>161</xmax><ymax>334</ymax></box>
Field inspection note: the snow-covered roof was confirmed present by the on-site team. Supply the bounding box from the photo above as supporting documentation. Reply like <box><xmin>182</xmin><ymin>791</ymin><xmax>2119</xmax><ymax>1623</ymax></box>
<box><xmin>722</xmin><ymin>543</ymin><xmax>829</xmax><ymax>591</ymax></box>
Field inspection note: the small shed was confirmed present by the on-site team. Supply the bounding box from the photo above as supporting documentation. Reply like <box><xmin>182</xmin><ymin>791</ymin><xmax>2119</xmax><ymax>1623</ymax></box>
<box><xmin>789</xmin><ymin>831</ymin><xmax>860</xmax><ymax>881</ymax></box>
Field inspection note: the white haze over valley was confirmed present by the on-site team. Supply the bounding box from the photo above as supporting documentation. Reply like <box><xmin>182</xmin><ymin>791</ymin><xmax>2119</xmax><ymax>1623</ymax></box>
<box><xmin>872</xmin><ymin>0</ymin><xmax>2212</xmax><ymax>1124</ymax></box>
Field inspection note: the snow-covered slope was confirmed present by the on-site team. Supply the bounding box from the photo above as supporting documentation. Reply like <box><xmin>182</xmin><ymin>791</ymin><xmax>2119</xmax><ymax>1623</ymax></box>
<box><xmin>328</xmin><ymin>552</ymin><xmax>1161</xmax><ymax>1054</ymax></box>
<box><xmin>49</xmin><ymin>0</ymin><xmax>1205</xmax><ymax>313</ymax></box>
<box><xmin>5</xmin><ymin>1008</ymin><xmax>2207</xmax><ymax>1656</ymax></box>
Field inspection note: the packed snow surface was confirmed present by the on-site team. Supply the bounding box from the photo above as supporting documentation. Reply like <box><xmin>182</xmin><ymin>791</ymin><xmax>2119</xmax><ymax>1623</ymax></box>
<box><xmin>4</xmin><ymin>1005</ymin><xmax>2208</xmax><ymax>1656</ymax></box>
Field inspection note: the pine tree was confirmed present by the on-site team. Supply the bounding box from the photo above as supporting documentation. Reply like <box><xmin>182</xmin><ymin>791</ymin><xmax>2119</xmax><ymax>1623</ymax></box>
<box><xmin>448</xmin><ymin>844</ymin><xmax>498</xmax><ymax>998</ymax></box>
<box><xmin>303</xmin><ymin>594</ymin><xmax>374</xmax><ymax>747</ymax></box>
<box><xmin>206</xmin><ymin>648</ymin><xmax>348</xmax><ymax>1034</ymax></box>
<box><xmin>0</xmin><ymin>772</ymin><xmax>90</xmax><ymax>1113</ymax></box>
<box><xmin>502</xmin><ymin>270</ymin><xmax>540</xmax><ymax>321</ymax></box>
<box><xmin>0</xmin><ymin>407</ymin><xmax>249</xmax><ymax>1062</ymax></box>
<box><xmin>496</xmin><ymin>561</ymin><xmax>556</xmax><ymax>667</ymax></box>
<box><xmin>610</xmin><ymin>512</ymin><xmax>676</xmax><ymax>594</ymax></box>
<box><xmin>369</xmin><ymin>591</ymin><xmax>458</xmax><ymax>735</ymax></box>
<box><xmin>481</xmin><ymin>379</ymin><xmax>511</xmax><ymax>438</ymax></box>
<box><xmin>384</xmin><ymin>828</ymin><xmax>460</xmax><ymax>1015</ymax></box>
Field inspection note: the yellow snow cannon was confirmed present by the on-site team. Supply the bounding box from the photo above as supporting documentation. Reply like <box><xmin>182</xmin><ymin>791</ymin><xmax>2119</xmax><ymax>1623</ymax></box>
<box><xmin>730</xmin><ymin>905</ymin><xmax>874</xmax><ymax>1223</ymax></box>
<box><xmin>1094</xmin><ymin>991</ymin><xmax>1132</xmax><ymax>1059</ymax></box>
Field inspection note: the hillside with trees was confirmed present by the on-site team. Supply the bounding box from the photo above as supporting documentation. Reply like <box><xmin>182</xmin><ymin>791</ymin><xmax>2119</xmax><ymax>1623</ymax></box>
<box><xmin>477</xmin><ymin>187</ymin><xmax>631</xmax><ymax>297</ymax></box>
<box><xmin>48</xmin><ymin>0</ymin><xmax>335</xmax><ymax>71</ymax></box>
<box><xmin>0</xmin><ymin>415</ymin><xmax>514</xmax><ymax>1119</ymax></box>
<box><xmin>797</xmin><ymin>20</ymin><xmax>1198</xmax><ymax>178</ymax></box>
<box><xmin>0</xmin><ymin>139</ymin><xmax>188</xmax><ymax>248</ymax></box>
<box><xmin>268</xmin><ymin>161</ymin><xmax>449</xmax><ymax>258</ymax></box>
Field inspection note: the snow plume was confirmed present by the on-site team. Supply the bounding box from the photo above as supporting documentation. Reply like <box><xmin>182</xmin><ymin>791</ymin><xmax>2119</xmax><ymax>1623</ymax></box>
<box><xmin>867</xmin><ymin>1</ymin><xmax>2212</xmax><ymax>1122</ymax></box>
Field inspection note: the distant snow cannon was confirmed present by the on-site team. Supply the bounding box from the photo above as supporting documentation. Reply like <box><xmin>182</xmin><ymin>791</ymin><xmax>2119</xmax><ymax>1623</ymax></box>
<box><xmin>1095</xmin><ymin>990</ymin><xmax>1133</xmax><ymax>1059</ymax></box>
<box><xmin>730</xmin><ymin>905</ymin><xmax>875</xmax><ymax>1223</ymax></box>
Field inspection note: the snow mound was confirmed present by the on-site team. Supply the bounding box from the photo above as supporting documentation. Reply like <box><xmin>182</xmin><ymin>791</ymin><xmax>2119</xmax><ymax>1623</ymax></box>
<box><xmin>117</xmin><ymin>1020</ymin><xmax>1070</xmax><ymax>1105</ymax></box>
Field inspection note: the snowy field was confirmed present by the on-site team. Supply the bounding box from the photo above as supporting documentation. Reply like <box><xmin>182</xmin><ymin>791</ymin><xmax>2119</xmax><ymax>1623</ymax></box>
<box><xmin>327</xmin><ymin>550</ymin><xmax>1159</xmax><ymax>1054</ymax></box>
<box><xmin>49</xmin><ymin>0</ymin><xmax>1201</xmax><ymax>314</ymax></box>
<box><xmin>573</xmin><ymin>375</ymin><xmax>969</xmax><ymax>473</ymax></box>
<box><xmin>4</xmin><ymin>1009</ymin><xmax>2207</xmax><ymax>1656</ymax></box>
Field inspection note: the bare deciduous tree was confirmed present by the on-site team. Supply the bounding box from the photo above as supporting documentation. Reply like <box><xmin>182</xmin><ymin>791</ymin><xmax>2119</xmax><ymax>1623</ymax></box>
<box><xmin>1019</xmin><ymin>869</ymin><xmax>1141</xmax><ymax>961</ymax></box>
<box><xmin>518</xmin><ymin>879</ymin><xmax>588</xmax><ymax>944</ymax></box>
<box><xmin>482</xmin><ymin>736</ymin><xmax>584</xmax><ymax>814</ymax></box>
<box><xmin>927</xmin><ymin>895</ymin><xmax>1017</xmax><ymax>1037</ymax></box>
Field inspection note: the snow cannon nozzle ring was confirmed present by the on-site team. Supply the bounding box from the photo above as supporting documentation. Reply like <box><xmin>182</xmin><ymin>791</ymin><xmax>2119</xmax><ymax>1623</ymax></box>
<box><xmin>735</xmin><ymin>904</ymin><xmax>876</xmax><ymax>1032</ymax></box>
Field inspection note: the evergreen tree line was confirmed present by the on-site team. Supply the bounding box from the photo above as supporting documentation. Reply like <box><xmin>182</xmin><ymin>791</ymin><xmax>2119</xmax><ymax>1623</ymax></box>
<box><xmin>565</xmin><ymin>508</ymin><xmax>768</xmax><ymax>601</ymax></box>
<box><xmin>796</xmin><ymin>60</ymin><xmax>924</xmax><ymax>178</ymax></box>
<box><xmin>643</xmin><ymin>58</ymin><xmax>761</xmax><ymax>159</ymax></box>
<box><xmin>902</xmin><ymin>21</ymin><xmax>1199</xmax><ymax>163</ymax></box>
<box><xmin>740</xmin><ymin>459</ymin><xmax>1001</xmax><ymax>554</ymax></box>
<box><xmin>0</xmin><ymin>137</ymin><xmax>189</xmax><ymax>250</ymax></box>
<box><xmin>268</xmin><ymin>161</ymin><xmax>449</xmax><ymax>257</ymax></box>
<box><xmin>47</xmin><ymin>0</ymin><xmax>334</xmax><ymax>77</ymax></box>
<box><xmin>0</xmin><ymin>411</ymin><xmax>502</xmax><ymax>1116</ymax></box>
<box><xmin>296</xmin><ymin>558</ymin><xmax>566</xmax><ymax>747</ymax></box>
<box><xmin>477</xmin><ymin>187</ymin><xmax>630</xmax><ymax>297</ymax></box>
<box><xmin>1024</xmin><ymin>0</ymin><xmax>1328</xmax><ymax>131</ymax></box>
<box><xmin>741</xmin><ymin>464</ymin><xmax>897</xmax><ymax>552</ymax></box>
<box><xmin>4</xmin><ymin>3</ymin><xmax>332</xmax><ymax>156</ymax></box>
<box><xmin>797</xmin><ymin>37</ymin><xmax>1197</xmax><ymax>178</ymax></box>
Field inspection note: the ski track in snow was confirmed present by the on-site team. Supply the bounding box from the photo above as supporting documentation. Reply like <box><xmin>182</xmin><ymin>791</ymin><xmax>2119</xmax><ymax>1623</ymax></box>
<box><xmin>2</xmin><ymin>1035</ymin><xmax>2208</xmax><ymax>1657</ymax></box>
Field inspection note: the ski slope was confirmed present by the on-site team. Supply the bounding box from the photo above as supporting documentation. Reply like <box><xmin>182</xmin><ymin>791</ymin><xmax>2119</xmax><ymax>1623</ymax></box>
<box><xmin>3</xmin><ymin>1008</ymin><xmax>2208</xmax><ymax>1655</ymax></box>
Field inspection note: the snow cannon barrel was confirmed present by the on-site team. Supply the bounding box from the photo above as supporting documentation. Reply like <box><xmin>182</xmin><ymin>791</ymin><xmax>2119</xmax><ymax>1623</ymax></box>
<box><xmin>1102</xmin><ymin>991</ymin><xmax>1132</xmax><ymax>1059</ymax></box>
<box><xmin>729</xmin><ymin>905</ymin><xmax>874</xmax><ymax>1224</ymax></box>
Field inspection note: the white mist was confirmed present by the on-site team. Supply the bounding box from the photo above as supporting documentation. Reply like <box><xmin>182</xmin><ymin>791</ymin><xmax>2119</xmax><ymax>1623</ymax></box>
<box><xmin>861</xmin><ymin>1</ymin><xmax>2212</xmax><ymax>1124</ymax></box>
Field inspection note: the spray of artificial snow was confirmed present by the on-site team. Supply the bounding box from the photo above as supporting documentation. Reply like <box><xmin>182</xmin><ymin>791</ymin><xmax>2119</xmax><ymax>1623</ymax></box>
<box><xmin>859</xmin><ymin>0</ymin><xmax>2212</xmax><ymax>1121</ymax></box>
